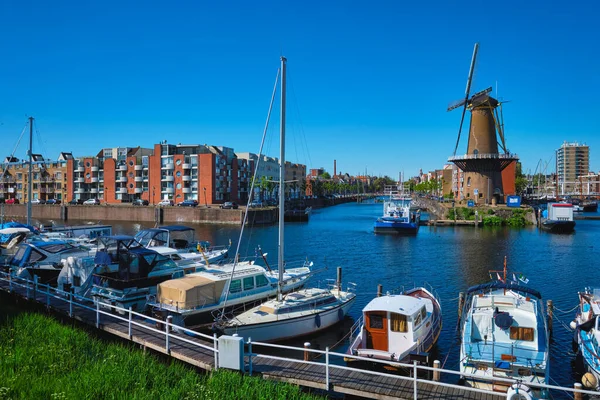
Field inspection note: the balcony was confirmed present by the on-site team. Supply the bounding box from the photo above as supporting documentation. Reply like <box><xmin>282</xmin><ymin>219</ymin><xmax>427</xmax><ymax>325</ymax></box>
<box><xmin>182</xmin><ymin>176</ymin><xmax>191</xmax><ymax>182</ymax></box>
<box><xmin>75</xmin><ymin>178</ymin><xmax>84</xmax><ymax>183</ymax></box>
<box><xmin>91</xmin><ymin>177</ymin><xmax>98</xmax><ymax>183</ymax></box>
<box><xmin>75</xmin><ymin>166</ymin><xmax>84</xmax><ymax>173</ymax></box>
<box><xmin>91</xmin><ymin>166</ymin><xmax>99</xmax><ymax>172</ymax></box>
<box><xmin>90</xmin><ymin>188</ymin><xmax>98</xmax><ymax>193</ymax></box>
<box><xmin>182</xmin><ymin>163</ymin><xmax>191</xmax><ymax>169</ymax></box>
<box><xmin>75</xmin><ymin>188</ymin><xmax>85</xmax><ymax>194</ymax></box>
<box><xmin>134</xmin><ymin>165</ymin><xmax>143</xmax><ymax>171</ymax></box>
<box><xmin>134</xmin><ymin>188</ymin><xmax>143</xmax><ymax>194</ymax></box>
<box><xmin>162</xmin><ymin>176</ymin><xmax>174</xmax><ymax>182</ymax></box>
<box><xmin>117</xmin><ymin>188</ymin><xmax>127</xmax><ymax>194</ymax></box>
<box><xmin>117</xmin><ymin>165</ymin><xmax>127</xmax><ymax>171</ymax></box>
<box><xmin>182</xmin><ymin>188</ymin><xmax>191</xmax><ymax>194</ymax></box>
<box><xmin>135</xmin><ymin>177</ymin><xmax>143</xmax><ymax>182</ymax></box>
<box><xmin>161</xmin><ymin>163</ymin><xmax>174</xmax><ymax>170</ymax></box>
<box><xmin>163</xmin><ymin>188</ymin><xmax>174</xmax><ymax>194</ymax></box>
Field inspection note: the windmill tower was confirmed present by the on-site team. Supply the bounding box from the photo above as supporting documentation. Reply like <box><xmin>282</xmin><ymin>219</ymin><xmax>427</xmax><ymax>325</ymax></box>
<box><xmin>447</xmin><ymin>43</ymin><xmax>518</xmax><ymax>205</ymax></box>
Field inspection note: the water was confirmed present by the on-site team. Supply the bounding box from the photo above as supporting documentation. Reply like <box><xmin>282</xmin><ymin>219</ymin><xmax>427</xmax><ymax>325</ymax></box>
<box><xmin>5</xmin><ymin>201</ymin><xmax>600</xmax><ymax>393</ymax></box>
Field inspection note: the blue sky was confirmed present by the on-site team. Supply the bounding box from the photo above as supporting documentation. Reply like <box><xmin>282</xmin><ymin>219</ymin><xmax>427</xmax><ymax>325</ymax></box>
<box><xmin>0</xmin><ymin>1</ymin><xmax>598</xmax><ymax>179</ymax></box>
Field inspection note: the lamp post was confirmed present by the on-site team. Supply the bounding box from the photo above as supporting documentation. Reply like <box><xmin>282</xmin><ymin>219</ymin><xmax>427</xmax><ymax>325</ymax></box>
<box><xmin>203</xmin><ymin>187</ymin><xmax>208</xmax><ymax>208</ymax></box>
<box><xmin>152</xmin><ymin>186</ymin><xmax>155</xmax><ymax>205</ymax></box>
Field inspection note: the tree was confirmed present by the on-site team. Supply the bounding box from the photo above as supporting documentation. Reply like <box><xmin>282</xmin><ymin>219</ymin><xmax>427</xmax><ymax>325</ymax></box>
<box><xmin>319</xmin><ymin>172</ymin><xmax>331</xmax><ymax>179</ymax></box>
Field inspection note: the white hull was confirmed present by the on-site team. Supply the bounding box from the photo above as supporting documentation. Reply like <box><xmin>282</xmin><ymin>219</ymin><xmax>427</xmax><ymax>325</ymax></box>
<box><xmin>224</xmin><ymin>296</ymin><xmax>355</xmax><ymax>342</ymax></box>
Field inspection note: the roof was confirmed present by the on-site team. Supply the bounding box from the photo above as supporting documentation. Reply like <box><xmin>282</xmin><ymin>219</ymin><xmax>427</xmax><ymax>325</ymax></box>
<box><xmin>363</xmin><ymin>294</ymin><xmax>425</xmax><ymax>316</ymax></box>
<box><xmin>158</xmin><ymin>225</ymin><xmax>195</xmax><ymax>232</ymax></box>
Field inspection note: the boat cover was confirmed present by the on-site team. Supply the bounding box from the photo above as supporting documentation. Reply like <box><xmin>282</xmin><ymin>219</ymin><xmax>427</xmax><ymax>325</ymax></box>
<box><xmin>157</xmin><ymin>275</ymin><xmax>226</xmax><ymax>309</ymax></box>
<box><xmin>466</xmin><ymin>281</ymin><xmax>541</xmax><ymax>299</ymax></box>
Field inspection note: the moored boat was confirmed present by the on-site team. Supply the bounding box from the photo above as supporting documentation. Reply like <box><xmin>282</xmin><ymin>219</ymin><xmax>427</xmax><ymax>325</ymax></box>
<box><xmin>346</xmin><ymin>285</ymin><xmax>442</xmax><ymax>367</ymax></box>
<box><xmin>571</xmin><ymin>288</ymin><xmax>600</xmax><ymax>391</ymax></box>
<box><xmin>540</xmin><ymin>202</ymin><xmax>575</xmax><ymax>234</ymax></box>
<box><xmin>459</xmin><ymin>257</ymin><xmax>549</xmax><ymax>397</ymax></box>
<box><xmin>374</xmin><ymin>187</ymin><xmax>420</xmax><ymax>235</ymax></box>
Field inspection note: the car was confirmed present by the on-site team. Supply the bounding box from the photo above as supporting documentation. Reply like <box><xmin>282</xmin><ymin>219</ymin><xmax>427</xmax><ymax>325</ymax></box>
<box><xmin>68</xmin><ymin>199</ymin><xmax>83</xmax><ymax>205</ymax></box>
<box><xmin>220</xmin><ymin>201</ymin><xmax>238</xmax><ymax>209</ymax></box>
<box><xmin>6</xmin><ymin>198</ymin><xmax>19</xmax><ymax>204</ymax></box>
<box><xmin>132</xmin><ymin>199</ymin><xmax>149</xmax><ymax>206</ymax></box>
<box><xmin>46</xmin><ymin>199</ymin><xmax>61</xmax><ymax>205</ymax></box>
<box><xmin>83</xmin><ymin>198</ymin><xmax>100</xmax><ymax>205</ymax></box>
<box><xmin>157</xmin><ymin>199</ymin><xmax>174</xmax><ymax>207</ymax></box>
<box><xmin>30</xmin><ymin>199</ymin><xmax>46</xmax><ymax>205</ymax></box>
<box><xmin>177</xmin><ymin>199</ymin><xmax>198</xmax><ymax>207</ymax></box>
<box><xmin>249</xmin><ymin>200</ymin><xmax>263</xmax><ymax>208</ymax></box>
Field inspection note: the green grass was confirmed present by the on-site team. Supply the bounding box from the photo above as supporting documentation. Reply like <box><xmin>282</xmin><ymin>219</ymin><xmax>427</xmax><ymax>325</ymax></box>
<box><xmin>0</xmin><ymin>313</ymin><xmax>322</xmax><ymax>400</ymax></box>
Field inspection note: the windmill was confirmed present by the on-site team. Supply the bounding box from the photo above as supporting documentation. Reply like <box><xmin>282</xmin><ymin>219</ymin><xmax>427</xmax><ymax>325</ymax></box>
<box><xmin>447</xmin><ymin>43</ymin><xmax>518</xmax><ymax>204</ymax></box>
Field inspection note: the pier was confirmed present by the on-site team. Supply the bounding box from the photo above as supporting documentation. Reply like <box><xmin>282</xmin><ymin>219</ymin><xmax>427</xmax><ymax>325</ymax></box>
<box><xmin>0</xmin><ymin>271</ymin><xmax>594</xmax><ymax>399</ymax></box>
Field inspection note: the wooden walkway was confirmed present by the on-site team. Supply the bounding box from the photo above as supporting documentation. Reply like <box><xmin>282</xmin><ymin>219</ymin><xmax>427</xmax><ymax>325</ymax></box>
<box><xmin>0</xmin><ymin>275</ymin><xmax>506</xmax><ymax>399</ymax></box>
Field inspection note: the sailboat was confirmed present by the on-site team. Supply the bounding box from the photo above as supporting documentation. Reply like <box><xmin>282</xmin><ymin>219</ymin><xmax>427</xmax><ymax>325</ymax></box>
<box><xmin>214</xmin><ymin>57</ymin><xmax>356</xmax><ymax>342</ymax></box>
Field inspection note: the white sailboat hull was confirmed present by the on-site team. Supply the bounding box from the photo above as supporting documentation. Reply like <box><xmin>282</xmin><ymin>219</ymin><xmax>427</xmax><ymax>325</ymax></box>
<box><xmin>223</xmin><ymin>295</ymin><xmax>356</xmax><ymax>342</ymax></box>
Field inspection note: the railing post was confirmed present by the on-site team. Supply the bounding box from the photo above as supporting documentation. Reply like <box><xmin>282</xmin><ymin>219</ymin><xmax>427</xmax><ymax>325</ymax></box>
<box><xmin>248</xmin><ymin>338</ymin><xmax>253</xmax><ymax>376</ymax></box>
<box><xmin>96</xmin><ymin>301</ymin><xmax>100</xmax><ymax>328</ymax></box>
<box><xmin>413</xmin><ymin>360</ymin><xmax>418</xmax><ymax>399</ymax></box>
<box><xmin>433</xmin><ymin>360</ymin><xmax>441</xmax><ymax>381</ymax></box>
<box><xmin>128</xmin><ymin>307</ymin><xmax>133</xmax><ymax>339</ymax></box>
<box><xmin>304</xmin><ymin>342</ymin><xmax>311</xmax><ymax>362</ymax></box>
<box><xmin>165</xmin><ymin>315</ymin><xmax>172</xmax><ymax>354</ymax></box>
<box><xmin>33</xmin><ymin>274</ymin><xmax>38</xmax><ymax>300</ymax></box>
<box><xmin>325</xmin><ymin>346</ymin><xmax>330</xmax><ymax>389</ymax></box>
<box><xmin>69</xmin><ymin>288</ymin><xmax>73</xmax><ymax>318</ymax></box>
<box><xmin>574</xmin><ymin>382</ymin><xmax>583</xmax><ymax>400</ymax></box>
<box><xmin>213</xmin><ymin>333</ymin><xmax>219</xmax><ymax>370</ymax></box>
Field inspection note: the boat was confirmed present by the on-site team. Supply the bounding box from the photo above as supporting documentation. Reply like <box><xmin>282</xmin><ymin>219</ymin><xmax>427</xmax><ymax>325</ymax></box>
<box><xmin>582</xmin><ymin>199</ymin><xmax>598</xmax><ymax>212</ymax></box>
<box><xmin>0</xmin><ymin>222</ymin><xmax>36</xmax><ymax>251</ymax></box>
<box><xmin>213</xmin><ymin>57</ymin><xmax>355</xmax><ymax>342</ymax></box>
<box><xmin>459</xmin><ymin>257</ymin><xmax>549</xmax><ymax>397</ymax></box>
<box><xmin>374</xmin><ymin>186</ymin><xmax>420</xmax><ymax>235</ymax></box>
<box><xmin>39</xmin><ymin>223</ymin><xmax>112</xmax><ymax>240</ymax></box>
<box><xmin>133</xmin><ymin>225</ymin><xmax>229</xmax><ymax>265</ymax></box>
<box><xmin>4</xmin><ymin>240</ymin><xmax>95</xmax><ymax>284</ymax></box>
<box><xmin>283</xmin><ymin>206</ymin><xmax>311</xmax><ymax>222</ymax></box>
<box><xmin>540</xmin><ymin>202</ymin><xmax>576</xmax><ymax>233</ymax></box>
<box><xmin>346</xmin><ymin>286</ymin><xmax>442</xmax><ymax>367</ymax></box>
<box><xmin>570</xmin><ymin>288</ymin><xmax>600</xmax><ymax>390</ymax></box>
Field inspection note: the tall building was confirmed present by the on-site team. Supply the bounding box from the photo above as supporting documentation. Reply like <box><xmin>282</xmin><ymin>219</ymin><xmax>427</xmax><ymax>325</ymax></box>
<box><xmin>1</xmin><ymin>154</ymin><xmax>69</xmax><ymax>202</ymax></box>
<box><xmin>556</xmin><ymin>142</ymin><xmax>589</xmax><ymax>195</ymax></box>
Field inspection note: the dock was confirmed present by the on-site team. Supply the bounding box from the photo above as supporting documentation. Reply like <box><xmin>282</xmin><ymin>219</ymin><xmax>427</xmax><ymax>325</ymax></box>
<box><xmin>0</xmin><ymin>272</ymin><xmax>593</xmax><ymax>400</ymax></box>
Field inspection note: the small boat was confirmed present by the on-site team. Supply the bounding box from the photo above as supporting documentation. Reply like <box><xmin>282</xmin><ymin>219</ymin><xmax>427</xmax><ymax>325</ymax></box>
<box><xmin>540</xmin><ymin>202</ymin><xmax>575</xmax><ymax>233</ymax></box>
<box><xmin>582</xmin><ymin>200</ymin><xmax>598</xmax><ymax>213</ymax></box>
<box><xmin>4</xmin><ymin>240</ymin><xmax>94</xmax><ymax>284</ymax></box>
<box><xmin>459</xmin><ymin>257</ymin><xmax>549</xmax><ymax>397</ymax></box>
<box><xmin>346</xmin><ymin>286</ymin><xmax>442</xmax><ymax>366</ymax></box>
<box><xmin>374</xmin><ymin>188</ymin><xmax>420</xmax><ymax>235</ymax></box>
<box><xmin>571</xmin><ymin>288</ymin><xmax>600</xmax><ymax>390</ymax></box>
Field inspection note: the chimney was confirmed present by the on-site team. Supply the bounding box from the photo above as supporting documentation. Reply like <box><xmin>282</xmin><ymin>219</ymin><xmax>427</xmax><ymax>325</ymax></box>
<box><xmin>334</xmin><ymin>160</ymin><xmax>337</xmax><ymax>177</ymax></box>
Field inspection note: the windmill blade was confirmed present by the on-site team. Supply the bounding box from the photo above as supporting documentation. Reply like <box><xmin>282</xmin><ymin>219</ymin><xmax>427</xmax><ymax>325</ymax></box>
<box><xmin>453</xmin><ymin>43</ymin><xmax>479</xmax><ymax>155</ymax></box>
<box><xmin>447</xmin><ymin>98</ymin><xmax>466</xmax><ymax>112</ymax></box>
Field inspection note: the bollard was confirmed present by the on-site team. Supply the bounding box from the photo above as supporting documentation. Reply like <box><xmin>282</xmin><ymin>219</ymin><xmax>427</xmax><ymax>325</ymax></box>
<box><xmin>547</xmin><ymin>299</ymin><xmax>553</xmax><ymax>336</ymax></box>
<box><xmin>128</xmin><ymin>307</ymin><xmax>133</xmax><ymax>339</ymax></box>
<box><xmin>248</xmin><ymin>338</ymin><xmax>253</xmax><ymax>376</ymax></box>
<box><xmin>433</xmin><ymin>360</ymin><xmax>441</xmax><ymax>382</ymax></box>
<box><xmin>304</xmin><ymin>342</ymin><xmax>311</xmax><ymax>361</ymax></box>
<box><xmin>165</xmin><ymin>315</ymin><xmax>173</xmax><ymax>354</ymax></box>
<box><xmin>574</xmin><ymin>382</ymin><xmax>583</xmax><ymax>400</ymax></box>
<box><xmin>377</xmin><ymin>284</ymin><xmax>383</xmax><ymax>297</ymax></box>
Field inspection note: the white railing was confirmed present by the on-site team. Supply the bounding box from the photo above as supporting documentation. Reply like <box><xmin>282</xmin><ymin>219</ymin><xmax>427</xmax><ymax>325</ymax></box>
<box><xmin>1</xmin><ymin>270</ymin><xmax>596</xmax><ymax>399</ymax></box>
<box><xmin>448</xmin><ymin>153</ymin><xmax>519</xmax><ymax>161</ymax></box>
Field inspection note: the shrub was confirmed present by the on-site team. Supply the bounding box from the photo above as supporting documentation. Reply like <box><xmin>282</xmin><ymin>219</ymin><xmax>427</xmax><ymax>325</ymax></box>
<box><xmin>482</xmin><ymin>215</ymin><xmax>503</xmax><ymax>226</ymax></box>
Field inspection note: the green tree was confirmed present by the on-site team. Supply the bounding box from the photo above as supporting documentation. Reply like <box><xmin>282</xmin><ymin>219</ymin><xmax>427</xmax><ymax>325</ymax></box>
<box><xmin>319</xmin><ymin>172</ymin><xmax>331</xmax><ymax>179</ymax></box>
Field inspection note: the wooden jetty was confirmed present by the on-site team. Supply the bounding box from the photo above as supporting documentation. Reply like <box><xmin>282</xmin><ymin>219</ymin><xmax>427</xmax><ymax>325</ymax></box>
<box><xmin>0</xmin><ymin>272</ymin><xmax>593</xmax><ymax>400</ymax></box>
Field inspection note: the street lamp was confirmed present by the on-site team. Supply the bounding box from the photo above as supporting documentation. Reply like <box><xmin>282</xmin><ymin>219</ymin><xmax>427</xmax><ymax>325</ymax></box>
<box><xmin>203</xmin><ymin>187</ymin><xmax>209</xmax><ymax>208</ymax></box>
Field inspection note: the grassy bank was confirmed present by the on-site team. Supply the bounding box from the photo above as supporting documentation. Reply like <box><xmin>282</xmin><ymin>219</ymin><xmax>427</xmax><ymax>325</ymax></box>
<box><xmin>0</xmin><ymin>313</ymin><xmax>322</xmax><ymax>400</ymax></box>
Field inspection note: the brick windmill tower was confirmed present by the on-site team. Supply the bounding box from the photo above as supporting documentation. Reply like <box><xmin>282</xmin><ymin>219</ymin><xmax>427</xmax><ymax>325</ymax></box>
<box><xmin>447</xmin><ymin>43</ymin><xmax>518</xmax><ymax>205</ymax></box>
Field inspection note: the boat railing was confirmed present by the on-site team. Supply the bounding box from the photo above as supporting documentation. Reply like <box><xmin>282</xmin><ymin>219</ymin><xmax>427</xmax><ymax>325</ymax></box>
<box><xmin>0</xmin><ymin>270</ymin><xmax>593</xmax><ymax>400</ymax></box>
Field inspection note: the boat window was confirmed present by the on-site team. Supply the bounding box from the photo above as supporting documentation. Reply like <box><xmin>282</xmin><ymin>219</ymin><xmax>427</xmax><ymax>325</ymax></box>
<box><xmin>509</xmin><ymin>326</ymin><xmax>534</xmax><ymax>341</ymax></box>
<box><xmin>243</xmin><ymin>277</ymin><xmax>254</xmax><ymax>291</ymax></box>
<box><xmin>421</xmin><ymin>307</ymin><xmax>427</xmax><ymax>321</ymax></box>
<box><xmin>29</xmin><ymin>249</ymin><xmax>46</xmax><ymax>263</ymax></box>
<box><xmin>229</xmin><ymin>279</ymin><xmax>241</xmax><ymax>293</ymax></box>
<box><xmin>255</xmin><ymin>275</ymin><xmax>268</xmax><ymax>287</ymax></box>
<box><xmin>10</xmin><ymin>247</ymin><xmax>28</xmax><ymax>266</ymax></box>
<box><xmin>390</xmin><ymin>313</ymin><xmax>407</xmax><ymax>333</ymax></box>
<box><xmin>414</xmin><ymin>311</ymin><xmax>422</xmax><ymax>328</ymax></box>
<box><xmin>368</xmin><ymin>313</ymin><xmax>384</xmax><ymax>330</ymax></box>
<box><xmin>41</xmin><ymin>243</ymin><xmax>73</xmax><ymax>253</ymax></box>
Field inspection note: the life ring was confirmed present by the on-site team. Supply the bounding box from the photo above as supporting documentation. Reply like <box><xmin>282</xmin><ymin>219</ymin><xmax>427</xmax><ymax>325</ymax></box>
<box><xmin>506</xmin><ymin>383</ymin><xmax>533</xmax><ymax>400</ymax></box>
<box><xmin>315</xmin><ymin>314</ymin><xmax>321</xmax><ymax>328</ymax></box>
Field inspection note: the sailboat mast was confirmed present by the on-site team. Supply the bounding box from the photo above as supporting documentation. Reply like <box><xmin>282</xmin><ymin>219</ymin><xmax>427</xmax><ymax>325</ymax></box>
<box><xmin>27</xmin><ymin>117</ymin><xmax>34</xmax><ymax>226</ymax></box>
<box><xmin>277</xmin><ymin>56</ymin><xmax>287</xmax><ymax>301</ymax></box>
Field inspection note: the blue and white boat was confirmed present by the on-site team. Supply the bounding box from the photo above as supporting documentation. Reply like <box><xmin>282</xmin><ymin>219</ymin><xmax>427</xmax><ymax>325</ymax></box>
<box><xmin>374</xmin><ymin>189</ymin><xmax>420</xmax><ymax>234</ymax></box>
<box><xmin>571</xmin><ymin>288</ymin><xmax>600</xmax><ymax>390</ymax></box>
<box><xmin>460</xmin><ymin>258</ymin><xmax>549</xmax><ymax>397</ymax></box>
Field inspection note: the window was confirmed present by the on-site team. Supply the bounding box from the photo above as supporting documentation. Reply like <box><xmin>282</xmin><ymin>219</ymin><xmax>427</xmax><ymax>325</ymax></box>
<box><xmin>467</xmin><ymin>177</ymin><xmax>471</xmax><ymax>187</ymax></box>
<box><xmin>255</xmin><ymin>275</ymin><xmax>268</xmax><ymax>287</ymax></box>
<box><xmin>86</xmin><ymin>162</ymin><xmax>91</xmax><ymax>167</ymax></box>
<box><xmin>243</xmin><ymin>277</ymin><xmax>254</xmax><ymax>291</ymax></box>
<box><xmin>390</xmin><ymin>313</ymin><xmax>407</xmax><ymax>332</ymax></box>
<box><xmin>176</xmin><ymin>171</ymin><xmax>181</xmax><ymax>177</ymax></box>
<box><xmin>510</xmin><ymin>327</ymin><xmax>534</xmax><ymax>341</ymax></box>
<box><xmin>368</xmin><ymin>312</ymin><xmax>385</xmax><ymax>329</ymax></box>
<box><xmin>421</xmin><ymin>307</ymin><xmax>427</xmax><ymax>321</ymax></box>
<box><xmin>129</xmin><ymin>160</ymin><xmax>134</xmax><ymax>166</ymax></box>
<box><xmin>229</xmin><ymin>279</ymin><xmax>241</xmax><ymax>293</ymax></box>
<box><xmin>413</xmin><ymin>311</ymin><xmax>422</xmax><ymax>327</ymax></box>
<box><xmin>176</xmin><ymin>159</ymin><xmax>181</xmax><ymax>166</ymax></box>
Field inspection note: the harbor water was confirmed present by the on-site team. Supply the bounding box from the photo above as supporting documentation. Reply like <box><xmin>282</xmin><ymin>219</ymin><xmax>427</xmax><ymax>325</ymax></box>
<box><xmin>3</xmin><ymin>201</ymin><xmax>599</xmax><ymax>393</ymax></box>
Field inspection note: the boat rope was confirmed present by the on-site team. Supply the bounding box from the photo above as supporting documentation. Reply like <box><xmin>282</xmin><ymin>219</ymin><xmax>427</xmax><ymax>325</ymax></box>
<box><xmin>441</xmin><ymin>313</ymin><xmax>462</xmax><ymax>368</ymax></box>
<box><xmin>214</xmin><ymin>67</ymin><xmax>281</xmax><ymax>323</ymax></box>
<box><xmin>552</xmin><ymin>304</ymin><xmax>579</xmax><ymax>314</ymax></box>
<box><xmin>311</xmin><ymin>329</ymin><xmax>352</xmax><ymax>360</ymax></box>
<box><xmin>2</xmin><ymin>122</ymin><xmax>29</xmax><ymax>179</ymax></box>
<box><xmin>549</xmin><ymin>376</ymin><xmax>574</xmax><ymax>400</ymax></box>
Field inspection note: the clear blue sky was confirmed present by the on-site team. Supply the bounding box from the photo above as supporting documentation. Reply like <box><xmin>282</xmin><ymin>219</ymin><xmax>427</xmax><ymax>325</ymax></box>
<box><xmin>0</xmin><ymin>1</ymin><xmax>598</xmax><ymax>179</ymax></box>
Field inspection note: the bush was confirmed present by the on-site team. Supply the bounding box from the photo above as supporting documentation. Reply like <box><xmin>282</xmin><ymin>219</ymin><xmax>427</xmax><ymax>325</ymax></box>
<box><xmin>482</xmin><ymin>215</ymin><xmax>503</xmax><ymax>226</ymax></box>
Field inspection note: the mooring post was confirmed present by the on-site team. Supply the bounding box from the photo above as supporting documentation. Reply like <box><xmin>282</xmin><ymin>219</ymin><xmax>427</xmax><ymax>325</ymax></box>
<box><xmin>413</xmin><ymin>360</ymin><xmax>418</xmax><ymax>399</ymax></box>
<box><xmin>165</xmin><ymin>315</ymin><xmax>172</xmax><ymax>354</ymax></box>
<box><xmin>458</xmin><ymin>292</ymin><xmax>465</xmax><ymax>319</ymax></box>
<box><xmin>433</xmin><ymin>360</ymin><xmax>441</xmax><ymax>382</ymax></box>
<box><xmin>304</xmin><ymin>342</ymin><xmax>311</xmax><ymax>361</ymax></box>
<box><xmin>377</xmin><ymin>284</ymin><xmax>383</xmax><ymax>297</ymax></box>
<box><xmin>213</xmin><ymin>333</ymin><xmax>219</xmax><ymax>370</ymax></box>
<box><xmin>325</xmin><ymin>346</ymin><xmax>330</xmax><ymax>389</ymax></box>
<box><xmin>69</xmin><ymin>288</ymin><xmax>73</xmax><ymax>318</ymax></box>
<box><xmin>547</xmin><ymin>299</ymin><xmax>553</xmax><ymax>336</ymax></box>
<box><xmin>128</xmin><ymin>307</ymin><xmax>133</xmax><ymax>340</ymax></box>
<box><xmin>248</xmin><ymin>338</ymin><xmax>253</xmax><ymax>376</ymax></box>
<box><xmin>574</xmin><ymin>382</ymin><xmax>583</xmax><ymax>400</ymax></box>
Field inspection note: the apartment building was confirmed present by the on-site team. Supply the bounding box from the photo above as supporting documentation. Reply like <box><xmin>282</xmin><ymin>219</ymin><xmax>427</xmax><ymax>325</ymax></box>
<box><xmin>556</xmin><ymin>142</ymin><xmax>590</xmax><ymax>195</ymax></box>
<box><xmin>1</xmin><ymin>153</ymin><xmax>70</xmax><ymax>202</ymax></box>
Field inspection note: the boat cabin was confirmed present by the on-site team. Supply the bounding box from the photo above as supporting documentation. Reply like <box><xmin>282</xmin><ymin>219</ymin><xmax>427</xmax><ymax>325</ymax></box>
<box><xmin>134</xmin><ymin>225</ymin><xmax>208</xmax><ymax>251</ymax></box>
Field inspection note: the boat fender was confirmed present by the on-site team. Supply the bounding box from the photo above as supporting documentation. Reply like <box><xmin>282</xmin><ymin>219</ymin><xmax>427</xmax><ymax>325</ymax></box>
<box><xmin>338</xmin><ymin>308</ymin><xmax>344</xmax><ymax>321</ymax></box>
<box><xmin>506</xmin><ymin>383</ymin><xmax>532</xmax><ymax>400</ymax></box>
<box><xmin>315</xmin><ymin>314</ymin><xmax>321</xmax><ymax>328</ymax></box>
<box><xmin>569</xmin><ymin>320</ymin><xmax>577</xmax><ymax>330</ymax></box>
<box><xmin>582</xmin><ymin>372</ymin><xmax>598</xmax><ymax>389</ymax></box>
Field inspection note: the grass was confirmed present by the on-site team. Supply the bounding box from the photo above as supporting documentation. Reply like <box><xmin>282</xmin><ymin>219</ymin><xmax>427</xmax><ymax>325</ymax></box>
<box><xmin>0</xmin><ymin>313</ymin><xmax>322</xmax><ymax>400</ymax></box>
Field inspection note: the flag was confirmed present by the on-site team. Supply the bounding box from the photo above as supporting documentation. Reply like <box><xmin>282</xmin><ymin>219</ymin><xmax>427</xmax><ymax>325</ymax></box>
<box><xmin>496</xmin><ymin>273</ymin><xmax>504</xmax><ymax>283</ymax></box>
<box><xmin>518</xmin><ymin>274</ymin><xmax>529</xmax><ymax>284</ymax></box>
<box><xmin>512</xmin><ymin>273</ymin><xmax>518</xmax><ymax>283</ymax></box>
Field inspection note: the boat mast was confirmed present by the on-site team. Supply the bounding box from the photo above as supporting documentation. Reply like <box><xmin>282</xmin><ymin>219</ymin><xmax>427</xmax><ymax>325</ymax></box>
<box><xmin>278</xmin><ymin>56</ymin><xmax>286</xmax><ymax>302</ymax></box>
<box><xmin>27</xmin><ymin>117</ymin><xmax>34</xmax><ymax>226</ymax></box>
